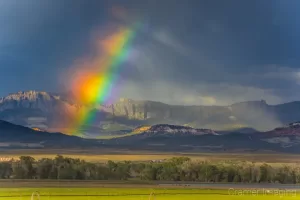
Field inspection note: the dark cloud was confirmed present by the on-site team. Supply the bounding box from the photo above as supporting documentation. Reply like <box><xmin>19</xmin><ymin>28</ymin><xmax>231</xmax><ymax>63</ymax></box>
<box><xmin>0</xmin><ymin>0</ymin><xmax>300</xmax><ymax>105</ymax></box>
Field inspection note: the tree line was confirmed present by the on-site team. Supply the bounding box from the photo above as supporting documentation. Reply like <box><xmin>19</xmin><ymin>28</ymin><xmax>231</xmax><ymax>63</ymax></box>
<box><xmin>0</xmin><ymin>155</ymin><xmax>300</xmax><ymax>184</ymax></box>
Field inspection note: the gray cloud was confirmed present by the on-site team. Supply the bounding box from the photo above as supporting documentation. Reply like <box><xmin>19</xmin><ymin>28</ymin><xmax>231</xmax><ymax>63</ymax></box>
<box><xmin>1</xmin><ymin>0</ymin><xmax>300</xmax><ymax>106</ymax></box>
<box><xmin>118</xmin><ymin>79</ymin><xmax>282</xmax><ymax>106</ymax></box>
<box><xmin>116</xmin><ymin>28</ymin><xmax>295</xmax><ymax>105</ymax></box>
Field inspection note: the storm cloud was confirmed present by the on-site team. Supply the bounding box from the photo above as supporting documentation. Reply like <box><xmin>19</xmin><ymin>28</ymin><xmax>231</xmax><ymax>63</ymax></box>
<box><xmin>1</xmin><ymin>0</ymin><xmax>300</xmax><ymax>105</ymax></box>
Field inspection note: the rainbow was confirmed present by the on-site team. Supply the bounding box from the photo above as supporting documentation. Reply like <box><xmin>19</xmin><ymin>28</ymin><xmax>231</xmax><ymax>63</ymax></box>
<box><xmin>68</xmin><ymin>22</ymin><xmax>141</xmax><ymax>136</ymax></box>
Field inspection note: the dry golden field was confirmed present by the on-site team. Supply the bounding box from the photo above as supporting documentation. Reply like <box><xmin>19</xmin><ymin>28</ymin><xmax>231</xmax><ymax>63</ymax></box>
<box><xmin>0</xmin><ymin>149</ymin><xmax>300</xmax><ymax>164</ymax></box>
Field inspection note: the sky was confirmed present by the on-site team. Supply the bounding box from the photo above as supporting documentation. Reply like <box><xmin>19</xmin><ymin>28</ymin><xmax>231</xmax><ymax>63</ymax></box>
<box><xmin>1</xmin><ymin>0</ymin><xmax>300</xmax><ymax>106</ymax></box>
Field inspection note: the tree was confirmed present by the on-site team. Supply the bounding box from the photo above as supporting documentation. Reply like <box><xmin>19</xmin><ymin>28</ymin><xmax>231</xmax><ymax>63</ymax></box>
<box><xmin>12</xmin><ymin>156</ymin><xmax>36</xmax><ymax>179</ymax></box>
<box><xmin>259</xmin><ymin>164</ymin><xmax>273</xmax><ymax>183</ymax></box>
<box><xmin>157</xmin><ymin>162</ymin><xmax>180</xmax><ymax>181</ymax></box>
<box><xmin>36</xmin><ymin>158</ymin><xmax>53</xmax><ymax>179</ymax></box>
<box><xmin>199</xmin><ymin>162</ymin><xmax>219</xmax><ymax>182</ymax></box>
<box><xmin>114</xmin><ymin>162</ymin><xmax>131</xmax><ymax>180</ymax></box>
<box><xmin>0</xmin><ymin>162</ymin><xmax>12</xmax><ymax>178</ymax></box>
<box><xmin>141</xmin><ymin>164</ymin><xmax>158</xmax><ymax>180</ymax></box>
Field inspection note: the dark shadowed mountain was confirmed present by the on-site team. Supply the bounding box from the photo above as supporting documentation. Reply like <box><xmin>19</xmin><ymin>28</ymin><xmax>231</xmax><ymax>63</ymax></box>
<box><xmin>104</xmin><ymin>124</ymin><xmax>300</xmax><ymax>153</ymax></box>
<box><xmin>1</xmin><ymin>91</ymin><xmax>300</xmax><ymax>136</ymax></box>
<box><xmin>265</xmin><ymin>122</ymin><xmax>300</xmax><ymax>136</ymax></box>
<box><xmin>1</xmin><ymin>119</ymin><xmax>300</xmax><ymax>153</ymax></box>
<box><xmin>0</xmin><ymin>120</ymin><xmax>99</xmax><ymax>148</ymax></box>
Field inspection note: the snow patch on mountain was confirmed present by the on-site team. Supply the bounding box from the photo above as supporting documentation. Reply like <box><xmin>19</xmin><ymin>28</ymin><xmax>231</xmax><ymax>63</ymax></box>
<box><xmin>134</xmin><ymin>124</ymin><xmax>218</xmax><ymax>136</ymax></box>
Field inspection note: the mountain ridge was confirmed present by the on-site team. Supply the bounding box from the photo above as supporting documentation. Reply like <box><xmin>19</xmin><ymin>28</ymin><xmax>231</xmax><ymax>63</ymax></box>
<box><xmin>1</xmin><ymin>91</ymin><xmax>293</xmax><ymax>109</ymax></box>
<box><xmin>1</xmin><ymin>91</ymin><xmax>300</xmax><ymax>135</ymax></box>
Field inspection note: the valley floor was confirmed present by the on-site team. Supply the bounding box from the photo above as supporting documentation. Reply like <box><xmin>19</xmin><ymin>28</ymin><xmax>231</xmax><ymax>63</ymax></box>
<box><xmin>1</xmin><ymin>148</ymin><xmax>300</xmax><ymax>164</ymax></box>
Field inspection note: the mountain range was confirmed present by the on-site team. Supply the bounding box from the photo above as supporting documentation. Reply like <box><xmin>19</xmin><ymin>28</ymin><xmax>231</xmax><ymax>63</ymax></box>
<box><xmin>1</xmin><ymin>91</ymin><xmax>300</xmax><ymax>137</ymax></box>
<box><xmin>0</xmin><ymin>90</ymin><xmax>300</xmax><ymax>152</ymax></box>
<box><xmin>1</xmin><ymin>119</ymin><xmax>300</xmax><ymax>153</ymax></box>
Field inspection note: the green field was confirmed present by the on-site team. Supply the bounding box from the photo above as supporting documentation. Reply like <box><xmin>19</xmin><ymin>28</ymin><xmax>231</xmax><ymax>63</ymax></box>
<box><xmin>0</xmin><ymin>187</ymin><xmax>298</xmax><ymax>200</ymax></box>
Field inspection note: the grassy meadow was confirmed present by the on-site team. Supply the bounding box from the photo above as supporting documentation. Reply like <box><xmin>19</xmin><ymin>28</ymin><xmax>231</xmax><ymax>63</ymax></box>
<box><xmin>0</xmin><ymin>187</ymin><xmax>298</xmax><ymax>200</ymax></box>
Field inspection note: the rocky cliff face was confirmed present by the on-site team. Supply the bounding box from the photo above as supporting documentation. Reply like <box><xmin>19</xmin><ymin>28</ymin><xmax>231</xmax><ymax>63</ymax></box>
<box><xmin>101</xmin><ymin>98</ymin><xmax>171</xmax><ymax>120</ymax></box>
<box><xmin>0</xmin><ymin>91</ymin><xmax>81</xmax><ymax>129</ymax></box>
<box><xmin>0</xmin><ymin>91</ymin><xmax>80</xmax><ymax>113</ymax></box>
<box><xmin>102</xmin><ymin>98</ymin><xmax>285</xmax><ymax>131</ymax></box>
